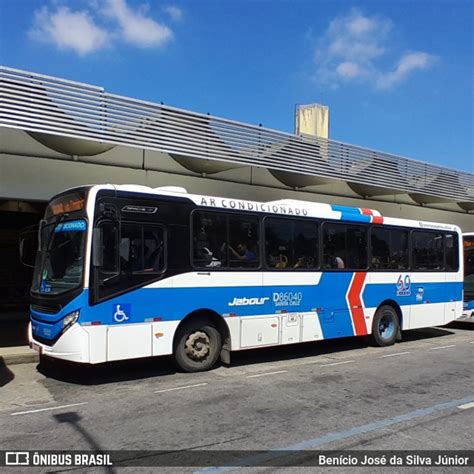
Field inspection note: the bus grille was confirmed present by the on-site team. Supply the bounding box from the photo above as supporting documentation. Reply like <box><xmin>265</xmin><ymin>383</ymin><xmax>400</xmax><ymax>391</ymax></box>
<box><xmin>31</xmin><ymin>303</ymin><xmax>61</xmax><ymax>314</ymax></box>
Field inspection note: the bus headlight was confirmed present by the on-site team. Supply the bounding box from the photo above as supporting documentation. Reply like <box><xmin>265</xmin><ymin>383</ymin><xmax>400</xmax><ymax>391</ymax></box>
<box><xmin>63</xmin><ymin>310</ymin><xmax>80</xmax><ymax>330</ymax></box>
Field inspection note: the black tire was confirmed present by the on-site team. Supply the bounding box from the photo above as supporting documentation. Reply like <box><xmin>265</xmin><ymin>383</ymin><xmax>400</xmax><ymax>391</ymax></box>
<box><xmin>174</xmin><ymin>321</ymin><xmax>222</xmax><ymax>372</ymax></box>
<box><xmin>371</xmin><ymin>305</ymin><xmax>399</xmax><ymax>347</ymax></box>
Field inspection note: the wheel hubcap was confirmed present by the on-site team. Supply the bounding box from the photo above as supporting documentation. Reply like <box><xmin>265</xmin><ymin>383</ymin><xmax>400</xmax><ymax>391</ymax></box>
<box><xmin>379</xmin><ymin>314</ymin><xmax>394</xmax><ymax>340</ymax></box>
<box><xmin>185</xmin><ymin>331</ymin><xmax>211</xmax><ymax>361</ymax></box>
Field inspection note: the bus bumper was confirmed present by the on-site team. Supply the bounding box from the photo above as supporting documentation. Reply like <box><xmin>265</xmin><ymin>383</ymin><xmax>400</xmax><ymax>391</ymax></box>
<box><xmin>29</xmin><ymin>323</ymin><xmax>90</xmax><ymax>363</ymax></box>
<box><xmin>461</xmin><ymin>301</ymin><xmax>474</xmax><ymax>318</ymax></box>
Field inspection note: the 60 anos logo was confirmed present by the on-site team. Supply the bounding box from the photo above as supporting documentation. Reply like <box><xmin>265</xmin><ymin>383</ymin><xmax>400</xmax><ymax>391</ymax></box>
<box><xmin>396</xmin><ymin>275</ymin><xmax>411</xmax><ymax>297</ymax></box>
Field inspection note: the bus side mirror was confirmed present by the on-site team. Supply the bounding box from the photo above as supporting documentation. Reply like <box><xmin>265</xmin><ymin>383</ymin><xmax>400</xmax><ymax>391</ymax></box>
<box><xmin>19</xmin><ymin>237</ymin><xmax>35</xmax><ymax>268</ymax></box>
<box><xmin>37</xmin><ymin>219</ymin><xmax>46</xmax><ymax>251</ymax></box>
<box><xmin>19</xmin><ymin>225</ymin><xmax>39</xmax><ymax>268</ymax></box>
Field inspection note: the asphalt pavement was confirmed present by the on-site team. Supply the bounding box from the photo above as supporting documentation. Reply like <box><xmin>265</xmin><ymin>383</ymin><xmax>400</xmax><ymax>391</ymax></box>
<box><xmin>1</xmin><ymin>322</ymin><xmax>473</xmax><ymax>472</ymax></box>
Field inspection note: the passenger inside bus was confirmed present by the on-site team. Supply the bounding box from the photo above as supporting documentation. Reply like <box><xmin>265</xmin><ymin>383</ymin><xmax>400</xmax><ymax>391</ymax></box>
<box><xmin>324</xmin><ymin>245</ymin><xmax>345</xmax><ymax>269</ymax></box>
<box><xmin>294</xmin><ymin>255</ymin><xmax>314</xmax><ymax>268</ymax></box>
<box><xmin>229</xmin><ymin>242</ymin><xmax>257</xmax><ymax>262</ymax></box>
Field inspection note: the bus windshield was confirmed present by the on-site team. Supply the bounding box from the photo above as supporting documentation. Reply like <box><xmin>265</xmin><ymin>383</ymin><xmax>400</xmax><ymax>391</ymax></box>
<box><xmin>32</xmin><ymin>219</ymin><xmax>87</xmax><ymax>295</ymax></box>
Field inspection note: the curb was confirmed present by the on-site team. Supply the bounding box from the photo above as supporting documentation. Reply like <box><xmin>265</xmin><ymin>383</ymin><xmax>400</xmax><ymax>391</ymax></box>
<box><xmin>0</xmin><ymin>349</ymin><xmax>39</xmax><ymax>366</ymax></box>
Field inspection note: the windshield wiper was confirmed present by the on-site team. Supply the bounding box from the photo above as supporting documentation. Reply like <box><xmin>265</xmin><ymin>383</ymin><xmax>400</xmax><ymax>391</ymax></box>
<box><xmin>35</xmin><ymin>214</ymin><xmax>70</xmax><ymax>291</ymax></box>
<box><xmin>46</xmin><ymin>213</ymin><xmax>69</xmax><ymax>252</ymax></box>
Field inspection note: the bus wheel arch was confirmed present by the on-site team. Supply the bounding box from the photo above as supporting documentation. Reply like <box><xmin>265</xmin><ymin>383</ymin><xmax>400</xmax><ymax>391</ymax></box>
<box><xmin>173</xmin><ymin>309</ymin><xmax>231</xmax><ymax>372</ymax></box>
<box><xmin>371</xmin><ymin>300</ymin><xmax>402</xmax><ymax>346</ymax></box>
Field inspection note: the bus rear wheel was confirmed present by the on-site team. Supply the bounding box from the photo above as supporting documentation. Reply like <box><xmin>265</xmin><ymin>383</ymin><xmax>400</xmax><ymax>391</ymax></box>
<box><xmin>174</xmin><ymin>321</ymin><xmax>222</xmax><ymax>372</ymax></box>
<box><xmin>371</xmin><ymin>305</ymin><xmax>399</xmax><ymax>347</ymax></box>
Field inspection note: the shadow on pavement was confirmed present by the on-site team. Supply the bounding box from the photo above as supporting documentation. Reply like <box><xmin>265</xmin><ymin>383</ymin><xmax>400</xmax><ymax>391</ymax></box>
<box><xmin>38</xmin><ymin>355</ymin><xmax>178</xmax><ymax>386</ymax></box>
<box><xmin>229</xmin><ymin>326</ymin><xmax>454</xmax><ymax>368</ymax></box>
<box><xmin>53</xmin><ymin>411</ymin><xmax>116</xmax><ymax>473</ymax></box>
<box><xmin>401</xmin><ymin>326</ymin><xmax>455</xmax><ymax>341</ymax></box>
<box><xmin>446</xmin><ymin>320</ymin><xmax>474</xmax><ymax>331</ymax></box>
<box><xmin>36</xmin><ymin>326</ymin><xmax>454</xmax><ymax>386</ymax></box>
<box><xmin>0</xmin><ymin>357</ymin><xmax>15</xmax><ymax>387</ymax></box>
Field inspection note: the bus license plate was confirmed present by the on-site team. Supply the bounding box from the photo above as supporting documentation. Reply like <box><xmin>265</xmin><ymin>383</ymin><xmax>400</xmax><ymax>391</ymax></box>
<box><xmin>32</xmin><ymin>343</ymin><xmax>43</xmax><ymax>354</ymax></box>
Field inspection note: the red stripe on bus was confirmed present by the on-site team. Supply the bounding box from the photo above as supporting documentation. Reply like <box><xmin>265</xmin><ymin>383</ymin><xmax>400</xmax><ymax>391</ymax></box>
<box><xmin>360</xmin><ymin>208</ymin><xmax>373</xmax><ymax>216</ymax></box>
<box><xmin>348</xmin><ymin>272</ymin><xmax>368</xmax><ymax>336</ymax></box>
<box><xmin>372</xmin><ymin>216</ymin><xmax>384</xmax><ymax>224</ymax></box>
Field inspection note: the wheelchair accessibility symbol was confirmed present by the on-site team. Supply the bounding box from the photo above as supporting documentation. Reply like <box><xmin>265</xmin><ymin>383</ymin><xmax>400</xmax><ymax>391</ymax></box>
<box><xmin>113</xmin><ymin>304</ymin><xmax>131</xmax><ymax>323</ymax></box>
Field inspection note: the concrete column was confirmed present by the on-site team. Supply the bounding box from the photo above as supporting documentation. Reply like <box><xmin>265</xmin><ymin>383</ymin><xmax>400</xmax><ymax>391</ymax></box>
<box><xmin>295</xmin><ymin>103</ymin><xmax>329</xmax><ymax>139</ymax></box>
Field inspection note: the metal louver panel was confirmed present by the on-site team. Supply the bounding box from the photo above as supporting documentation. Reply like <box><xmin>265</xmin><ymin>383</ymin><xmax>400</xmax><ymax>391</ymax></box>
<box><xmin>1</xmin><ymin>66</ymin><xmax>473</xmax><ymax>203</ymax></box>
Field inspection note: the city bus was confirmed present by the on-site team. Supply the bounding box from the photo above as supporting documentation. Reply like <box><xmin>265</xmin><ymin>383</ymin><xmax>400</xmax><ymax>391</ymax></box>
<box><xmin>463</xmin><ymin>233</ymin><xmax>474</xmax><ymax>317</ymax></box>
<box><xmin>28</xmin><ymin>185</ymin><xmax>463</xmax><ymax>372</ymax></box>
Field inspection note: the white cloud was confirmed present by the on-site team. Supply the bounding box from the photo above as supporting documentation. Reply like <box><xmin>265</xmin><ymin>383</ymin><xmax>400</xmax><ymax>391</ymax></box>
<box><xmin>336</xmin><ymin>62</ymin><xmax>362</xmax><ymax>79</ymax></box>
<box><xmin>315</xmin><ymin>9</ymin><xmax>436</xmax><ymax>90</ymax></box>
<box><xmin>103</xmin><ymin>0</ymin><xmax>173</xmax><ymax>48</ymax></box>
<box><xmin>163</xmin><ymin>6</ymin><xmax>183</xmax><ymax>22</ymax></box>
<box><xmin>29</xmin><ymin>1</ymin><xmax>177</xmax><ymax>56</ymax></box>
<box><xmin>376</xmin><ymin>52</ymin><xmax>435</xmax><ymax>90</ymax></box>
<box><xmin>29</xmin><ymin>6</ymin><xmax>109</xmax><ymax>56</ymax></box>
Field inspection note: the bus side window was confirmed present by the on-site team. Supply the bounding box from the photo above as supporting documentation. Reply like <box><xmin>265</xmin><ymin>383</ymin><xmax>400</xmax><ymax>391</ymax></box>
<box><xmin>322</xmin><ymin>223</ymin><xmax>368</xmax><ymax>270</ymax></box>
<box><xmin>293</xmin><ymin>220</ymin><xmax>319</xmax><ymax>269</ymax></box>
<box><xmin>97</xmin><ymin>222</ymin><xmax>165</xmax><ymax>300</ymax></box>
<box><xmin>264</xmin><ymin>218</ymin><xmax>291</xmax><ymax>269</ymax></box>
<box><xmin>264</xmin><ymin>218</ymin><xmax>319</xmax><ymax>270</ymax></box>
<box><xmin>371</xmin><ymin>227</ymin><xmax>390</xmax><ymax>269</ymax></box>
<box><xmin>120</xmin><ymin>226</ymin><xmax>142</xmax><ymax>272</ymax></box>
<box><xmin>323</xmin><ymin>223</ymin><xmax>346</xmax><ymax>269</ymax></box>
<box><xmin>229</xmin><ymin>216</ymin><xmax>259</xmax><ymax>268</ymax></box>
<box><xmin>119</xmin><ymin>225</ymin><xmax>165</xmax><ymax>274</ymax></box>
<box><xmin>391</xmin><ymin>229</ymin><xmax>409</xmax><ymax>270</ymax></box>
<box><xmin>445</xmin><ymin>233</ymin><xmax>459</xmax><ymax>271</ymax></box>
<box><xmin>371</xmin><ymin>227</ymin><xmax>409</xmax><ymax>270</ymax></box>
<box><xmin>100</xmin><ymin>222</ymin><xmax>119</xmax><ymax>274</ymax></box>
<box><xmin>192</xmin><ymin>212</ymin><xmax>227</xmax><ymax>268</ymax></box>
<box><xmin>194</xmin><ymin>228</ymin><xmax>210</xmax><ymax>258</ymax></box>
<box><xmin>412</xmin><ymin>231</ymin><xmax>444</xmax><ymax>270</ymax></box>
<box><xmin>144</xmin><ymin>230</ymin><xmax>163</xmax><ymax>272</ymax></box>
<box><xmin>347</xmin><ymin>226</ymin><xmax>367</xmax><ymax>269</ymax></box>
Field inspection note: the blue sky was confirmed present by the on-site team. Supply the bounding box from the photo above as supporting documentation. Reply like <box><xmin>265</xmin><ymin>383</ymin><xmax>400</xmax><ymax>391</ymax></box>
<box><xmin>1</xmin><ymin>0</ymin><xmax>473</xmax><ymax>172</ymax></box>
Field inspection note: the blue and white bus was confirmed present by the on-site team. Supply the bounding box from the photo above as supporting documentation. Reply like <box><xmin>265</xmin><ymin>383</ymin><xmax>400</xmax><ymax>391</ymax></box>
<box><xmin>463</xmin><ymin>233</ymin><xmax>474</xmax><ymax>317</ymax></box>
<box><xmin>28</xmin><ymin>185</ymin><xmax>464</xmax><ymax>372</ymax></box>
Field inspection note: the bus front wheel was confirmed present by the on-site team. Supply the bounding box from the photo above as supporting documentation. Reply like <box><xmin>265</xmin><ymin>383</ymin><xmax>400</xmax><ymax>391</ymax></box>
<box><xmin>174</xmin><ymin>321</ymin><xmax>222</xmax><ymax>372</ymax></box>
<box><xmin>371</xmin><ymin>305</ymin><xmax>399</xmax><ymax>347</ymax></box>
